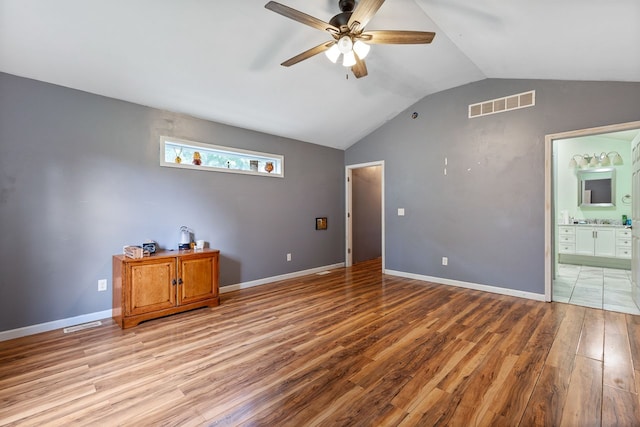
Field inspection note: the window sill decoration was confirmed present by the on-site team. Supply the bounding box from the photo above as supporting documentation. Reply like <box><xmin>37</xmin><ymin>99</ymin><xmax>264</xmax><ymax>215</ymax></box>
<box><xmin>160</xmin><ymin>136</ymin><xmax>284</xmax><ymax>178</ymax></box>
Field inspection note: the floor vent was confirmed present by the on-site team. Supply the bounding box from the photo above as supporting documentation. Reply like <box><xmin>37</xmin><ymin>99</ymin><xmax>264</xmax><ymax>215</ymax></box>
<box><xmin>63</xmin><ymin>321</ymin><xmax>102</xmax><ymax>333</ymax></box>
<box><xmin>316</xmin><ymin>271</ymin><xmax>332</xmax><ymax>276</ymax></box>
<box><xmin>469</xmin><ymin>90</ymin><xmax>535</xmax><ymax>118</ymax></box>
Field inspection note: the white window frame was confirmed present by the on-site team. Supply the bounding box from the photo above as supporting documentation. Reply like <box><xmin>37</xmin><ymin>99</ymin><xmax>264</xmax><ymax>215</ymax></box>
<box><xmin>160</xmin><ymin>136</ymin><xmax>284</xmax><ymax>178</ymax></box>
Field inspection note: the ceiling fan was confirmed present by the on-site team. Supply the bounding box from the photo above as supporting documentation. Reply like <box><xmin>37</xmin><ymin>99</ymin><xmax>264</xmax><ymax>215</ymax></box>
<box><xmin>265</xmin><ymin>0</ymin><xmax>436</xmax><ymax>79</ymax></box>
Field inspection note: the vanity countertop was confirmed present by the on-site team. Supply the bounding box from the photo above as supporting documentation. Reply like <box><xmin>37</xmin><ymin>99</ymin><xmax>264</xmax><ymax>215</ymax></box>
<box><xmin>562</xmin><ymin>223</ymin><xmax>628</xmax><ymax>228</ymax></box>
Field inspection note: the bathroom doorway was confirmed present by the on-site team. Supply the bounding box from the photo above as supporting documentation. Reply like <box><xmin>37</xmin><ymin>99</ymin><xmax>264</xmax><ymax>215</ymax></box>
<box><xmin>545</xmin><ymin>122</ymin><xmax>640</xmax><ymax>314</ymax></box>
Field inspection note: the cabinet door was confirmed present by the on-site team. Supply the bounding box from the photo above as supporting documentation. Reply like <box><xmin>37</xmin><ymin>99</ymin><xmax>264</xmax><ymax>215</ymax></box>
<box><xmin>126</xmin><ymin>259</ymin><xmax>176</xmax><ymax>315</ymax></box>
<box><xmin>575</xmin><ymin>228</ymin><xmax>595</xmax><ymax>255</ymax></box>
<box><xmin>179</xmin><ymin>253</ymin><xmax>218</xmax><ymax>305</ymax></box>
<box><xmin>594</xmin><ymin>228</ymin><xmax>616</xmax><ymax>257</ymax></box>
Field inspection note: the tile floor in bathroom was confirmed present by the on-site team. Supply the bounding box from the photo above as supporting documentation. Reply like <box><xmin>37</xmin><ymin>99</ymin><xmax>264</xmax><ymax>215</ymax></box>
<box><xmin>553</xmin><ymin>263</ymin><xmax>640</xmax><ymax>315</ymax></box>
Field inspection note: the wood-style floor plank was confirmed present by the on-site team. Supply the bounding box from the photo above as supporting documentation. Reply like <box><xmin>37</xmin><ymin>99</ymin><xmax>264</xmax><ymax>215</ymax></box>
<box><xmin>626</xmin><ymin>314</ymin><xmax>640</xmax><ymax>371</ymax></box>
<box><xmin>578</xmin><ymin>308</ymin><xmax>605</xmax><ymax>361</ymax></box>
<box><xmin>0</xmin><ymin>258</ymin><xmax>638</xmax><ymax>426</ymax></box>
<box><xmin>560</xmin><ymin>355</ymin><xmax>603</xmax><ymax>426</ymax></box>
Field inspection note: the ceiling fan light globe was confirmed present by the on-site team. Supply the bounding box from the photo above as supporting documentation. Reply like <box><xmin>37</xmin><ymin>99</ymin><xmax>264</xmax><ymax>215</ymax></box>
<box><xmin>353</xmin><ymin>40</ymin><xmax>370</xmax><ymax>59</ymax></box>
<box><xmin>337</xmin><ymin>36</ymin><xmax>353</xmax><ymax>54</ymax></box>
<box><xmin>342</xmin><ymin>50</ymin><xmax>356</xmax><ymax>67</ymax></box>
<box><xmin>325</xmin><ymin>44</ymin><xmax>341</xmax><ymax>63</ymax></box>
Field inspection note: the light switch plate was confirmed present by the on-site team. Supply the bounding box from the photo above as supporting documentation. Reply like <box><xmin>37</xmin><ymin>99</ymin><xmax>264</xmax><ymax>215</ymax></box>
<box><xmin>398</xmin><ymin>208</ymin><xmax>405</xmax><ymax>216</ymax></box>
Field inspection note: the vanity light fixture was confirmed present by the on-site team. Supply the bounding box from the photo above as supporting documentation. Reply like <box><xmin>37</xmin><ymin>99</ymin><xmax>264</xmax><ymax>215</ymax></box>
<box><xmin>599</xmin><ymin>151</ymin><xmax>623</xmax><ymax>166</ymax></box>
<box><xmin>568</xmin><ymin>151</ymin><xmax>623</xmax><ymax>169</ymax></box>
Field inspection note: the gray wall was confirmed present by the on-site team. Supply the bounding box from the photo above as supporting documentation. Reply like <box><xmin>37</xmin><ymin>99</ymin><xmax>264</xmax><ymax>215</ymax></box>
<box><xmin>352</xmin><ymin>166</ymin><xmax>382</xmax><ymax>263</ymax></box>
<box><xmin>0</xmin><ymin>73</ymin><xmax>344</xmax><ymax>332</ymax></box>
<box><xmin>346</xmin><ymin>79</ymin><xmax>640</xmax><ymax>294</ymax></box>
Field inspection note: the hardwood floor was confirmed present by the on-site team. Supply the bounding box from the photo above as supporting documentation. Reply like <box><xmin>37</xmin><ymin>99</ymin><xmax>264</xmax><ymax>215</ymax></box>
<box><xmin>1</xmin><ymin>259</ymin><xmax>640</xmax><ymax>426</ymax></box>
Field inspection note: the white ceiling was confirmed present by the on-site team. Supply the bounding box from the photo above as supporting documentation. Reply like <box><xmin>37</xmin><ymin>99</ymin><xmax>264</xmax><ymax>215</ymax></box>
<box><xmin>1</xmin><ymin>0</ymin><xmax>639</xmax><ymax>150</ymax></box>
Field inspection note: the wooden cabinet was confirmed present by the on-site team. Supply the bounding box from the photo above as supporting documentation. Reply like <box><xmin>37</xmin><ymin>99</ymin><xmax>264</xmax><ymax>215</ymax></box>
<box><xmin>575</xmin><ymin>226</ymin><xmax>615</xmax><ymax>257</ymax></box>
<box><xmin>594</xmin><ymin>228</ymin><xmax>616</xmax><ymax>257</ymax></box>
<box><xmin>559</xmin><ymin>224</ymin><xmax>630</xmax><ymax>261</ymax></box>
<box><xmin>616</xmin><ymin>228</ymin><xmax>632</xmax><ymax>259</ymax></box>
<box><xmin>113</xmin><ymin>249</ymin><xmax>219</xmax><ymax>328</ymax></box>
<box><xmin>558</xmin><ymin>226</ymin><xmax>576</xmax><ymax>254</ymax></box>
<box><xmin>575</xmin><ymin>227</ymin><xmax>597</xmax><ymax>255</ymax></box>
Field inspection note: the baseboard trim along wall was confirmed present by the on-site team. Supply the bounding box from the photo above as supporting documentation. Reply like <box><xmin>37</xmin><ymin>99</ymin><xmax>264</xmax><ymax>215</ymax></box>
<box><xmin>0</xmin><ymin>262</ymin><xmax>346</xmax><ymax>342</ymax></box>
<box><xmin>219</xmin><ymin>263</ymin><xmax>346</xmax><ymax>293</ymax></box>
<box><xmin>0</xmin><ymin>309</ymin><xmax>113</xmax><ymax>343</ymax></box>
<box><xmin>384</xmin><ymin>269</ymin><xmax>546</xmax><ymax>302</ymax></box>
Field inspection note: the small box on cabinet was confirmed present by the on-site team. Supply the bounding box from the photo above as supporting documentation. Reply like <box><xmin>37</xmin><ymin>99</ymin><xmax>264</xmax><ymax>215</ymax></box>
<box><xmin>124</xmin><ymin>246</ymin><xmax>145</xmax><ymax>259</ymax></box>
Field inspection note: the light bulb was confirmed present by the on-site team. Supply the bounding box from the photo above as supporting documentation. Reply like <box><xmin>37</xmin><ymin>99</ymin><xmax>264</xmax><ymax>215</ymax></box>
<box><xmin>568</xmin><ymin>158</ymin><xmax>577</xmax><ymax>169</ymax></box>
<box><xmin>325</xmin><ymin>44</ymin><xmax>340</xmax><ymax>63</ymax></box>
<box><xmin>337</xmin><ymin>36</ymin><xmax>353</xmax><ymax>54</ymax></box>
<box><xmin>613</xmin><ymin>153</ymin><xmax>623</xmax><ymax>165</ymax></box>
<box><xmin>353</xmin><ymin>40</ymin><xmax>370</xmax><ymax>59</ymax></box>
<box><xmin>342</xmin><ymin>51</ymin><xmax>356</xmax><ymax>67</ymax></box>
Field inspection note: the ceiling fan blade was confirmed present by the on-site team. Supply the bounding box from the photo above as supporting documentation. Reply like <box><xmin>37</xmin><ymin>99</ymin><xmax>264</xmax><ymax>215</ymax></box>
<box><xmin>351</xmin><ymin>57</ymin><xmax>368</xmax><ymax>79</ymax></box>
<box><xmin>347</xmin><ymin>0</ymin><xmax>385</xmax><ymax>33</ymax></box>
<box><xmin>281</xmin><ymin>41</ymin><xmax>336</xmax><ymax>67</ymax></box>
<box><xmin>265</xmin><ymin>1</ymin><xmax>339</xmax><ymax>34</ymax></box>
<box><xmin>361</xmin><ymin>30</ymin><xmax>436</xmax><ymax>44</ymax></box>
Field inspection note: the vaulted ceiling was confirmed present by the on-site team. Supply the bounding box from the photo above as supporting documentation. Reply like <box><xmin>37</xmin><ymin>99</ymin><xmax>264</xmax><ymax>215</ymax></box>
<box><xmin>1</xmin><ymin>0</ymin><xmax>639</xmax><ymax>149</ymax></box>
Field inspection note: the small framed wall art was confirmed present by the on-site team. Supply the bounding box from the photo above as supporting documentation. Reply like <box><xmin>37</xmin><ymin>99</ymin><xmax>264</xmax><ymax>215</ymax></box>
<box><xmin>315</xmin><ymin>217</ymin><xmax>327</xmax><ymax>230</ymax></box>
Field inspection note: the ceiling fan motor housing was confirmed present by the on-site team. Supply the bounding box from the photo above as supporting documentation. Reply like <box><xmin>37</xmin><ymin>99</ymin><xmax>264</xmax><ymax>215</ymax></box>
<box><xmin>330</xmin><ymin>0</ymin><xmax>355</xmax><ymax>28</ymax></box>
<box><xmin>338</xmin><ymin>0</ymin><xmax>356</xmax><ymax>12</ymax></box>
<box><xmin>329</xmin><ymin>12</ymin><xmax>352</xmax><ymax>28</ymax></box>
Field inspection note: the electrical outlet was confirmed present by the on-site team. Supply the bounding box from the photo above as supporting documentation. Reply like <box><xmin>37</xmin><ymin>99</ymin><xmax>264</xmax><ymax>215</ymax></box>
<box><xmin>442</xmin><ymin>257</ymin><xmax>448</xmax><ymax>266</ymax></box>
<box><xmin>287</xmin><ymin>253</ymin><xmax>292</xmax><ymax>262</ymax></box>
<box><xmin>98</xmin><ymin>279</ymin><xmax>108</xmax><ymax>291</ymax></box>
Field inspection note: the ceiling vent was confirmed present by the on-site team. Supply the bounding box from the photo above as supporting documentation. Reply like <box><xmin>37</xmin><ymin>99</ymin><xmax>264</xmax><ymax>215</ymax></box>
<box><xmin>468</xmin><ymin>90</ymin><xmax>535</xmax><ymax>118</ymax></box>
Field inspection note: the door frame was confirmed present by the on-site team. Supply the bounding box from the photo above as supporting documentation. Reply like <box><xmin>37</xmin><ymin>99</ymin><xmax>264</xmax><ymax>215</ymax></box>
<box><xmin>544</xmin><ymin>120</ymin><xmax>640</xmax><ymax>302</ymax></box>
<box><xmin>345</xmin><ymin>161</ymin><xmax>385</xmax><ymax>269</ymax></box>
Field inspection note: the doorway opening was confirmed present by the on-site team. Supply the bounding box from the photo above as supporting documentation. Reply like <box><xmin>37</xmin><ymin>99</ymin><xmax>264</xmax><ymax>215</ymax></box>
<box><xmin>345</xmin><ymin>161</ymin><xmax>385</xmax><ymax>269</ymax></box>
<box><xmin>545</xmin><ymin>121</ymin><xmax>640</xmax><ymax>314</ymax></box>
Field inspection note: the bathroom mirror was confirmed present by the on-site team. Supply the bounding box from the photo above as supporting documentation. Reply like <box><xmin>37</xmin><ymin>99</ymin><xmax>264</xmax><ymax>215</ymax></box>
<box><xmin>577</xmin><ymin>167</ymin><xmax>615</xmax><ymax>207</ymax></box>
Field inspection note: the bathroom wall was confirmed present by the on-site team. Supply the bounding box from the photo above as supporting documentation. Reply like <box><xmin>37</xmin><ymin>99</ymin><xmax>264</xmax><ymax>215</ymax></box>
<box><xmin>555</xmin><ymin>134</ymin><xmax>633</xmax><ymax>223</ymax></box>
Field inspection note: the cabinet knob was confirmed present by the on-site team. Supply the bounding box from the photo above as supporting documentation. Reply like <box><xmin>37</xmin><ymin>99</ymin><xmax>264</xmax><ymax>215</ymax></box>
<box><xmin>172</xmin><ymin>279</ymin><xmax>177</xmax><ymax>286</ymax></box>
<box><xmin>178</xmin><ymin>278</ymin><xmax>183</xmax><ymax>285</ymax></box>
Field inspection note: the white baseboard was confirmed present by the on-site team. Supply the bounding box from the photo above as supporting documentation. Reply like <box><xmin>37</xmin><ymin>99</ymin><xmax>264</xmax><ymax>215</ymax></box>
<box><xmin>0</xmin><ymin>263</ymin><xmax>345</xmax><ymax>342</ymax></box>
<box><xmin>0</xmin><ymin>309</ymin><xmax>113</xmax><ymax>342</ymax></box>
<box><xmin>384</xmin><ymin>269</ymin><xmax>546</xmax><ymax>302</ymax></box>
<box><xmin>220</xmin><ymin>262</ymin><xmax>345</xmax><ymax>293</ymax></box>
<box><xmin>6</xmin><ymin>264</ymin><xmax>535</xmax><ymax>342</ymax></box>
